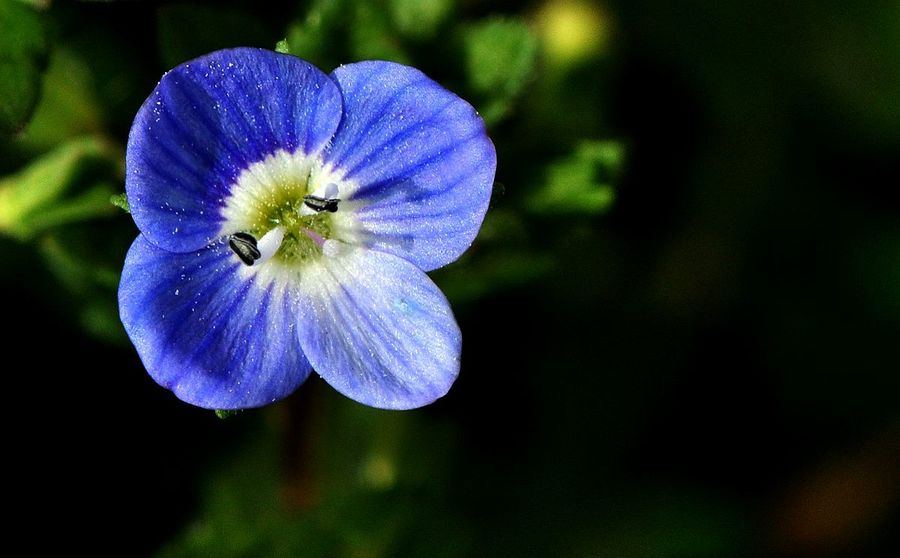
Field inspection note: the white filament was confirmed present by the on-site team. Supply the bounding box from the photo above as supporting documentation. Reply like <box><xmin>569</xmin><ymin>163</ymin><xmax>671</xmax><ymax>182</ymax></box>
<box><xmin>253</xmin><ymin>226</ymin><xmax>285</xmax><ymax>266</ymax></box>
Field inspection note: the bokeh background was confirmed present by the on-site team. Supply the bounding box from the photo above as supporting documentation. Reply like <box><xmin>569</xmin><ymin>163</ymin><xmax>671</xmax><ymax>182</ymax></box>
<box><xmin>2</xmin><ymin>0</ymin><xmax>899</xmax><ymax>556</ymax></box>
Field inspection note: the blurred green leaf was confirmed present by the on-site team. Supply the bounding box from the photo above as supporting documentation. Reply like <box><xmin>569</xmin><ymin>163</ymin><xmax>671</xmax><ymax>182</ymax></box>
<box><xmin>157</xmin><ymin>4</ymin><xmax>271</xmax><ymax>69</ymax></box>
<box><xmin>475</xmin><ymin>207</ymin><xmax>528</xmax><ymax>244</ymax></box>
<box><xmin>0</xmin><ymin>59</ymin><xmax>41</xmax><ymax>136</ymax></box>
<box><xmin>39</xmin><ymin>233</ymin><xmax>118</xmax><ymax>293</ymax></box>
<box><xmin>286</xmin><ymin>0</ymin><xmax>411</xmax><ymax>68</ymax></box>
<box><xmin>0</xmin><ymin>137</ymin><xmax>119</xmax><ymax>240</ymax></box>
<box><xmin>18</xmin><ymin>48</ymin><xmax>105</xmax><ymax>150</ymax></box>
<box><xmin>432</xmin><ymin>208</ymin><xmax>556</xmax><ymax>303</ymax></box>
<box><xmin>800</xmin><ymin>1</ymin><xmax>900</xmax><ymax>145</ymax></box>
<box><xmin>78</xmin><ymin>298</ymin><xmax>125</xmax><ymax>343</ymax></box>
<box><xmin>462</xmin><ymin>17</ymin><xmax>538</xmax><ymax>125</ymax></box>
<box><xmin>109</xmin><ymin>192</ymin><xmax>130</xmax><ymax>213</ymax></box>
<box><xmin>388</xmin><ymin>0</ymin><xmax>455</xmax><ymax>41</ymax></box>
<box><xmin>434</xmin><ymin>249</ymin><xmax>555</xmax><ymax>303</ymax></box>
<box><xmin>39</xmin><ymin>232</ymin><xmax>127</xmax><ymax>343</ymax></box>
<box><xmin>463</xmin><ymin>18</ymin><xmax>537</xmax><ymax>94</ymax></box>
<box><xmin>284</xmin><ymin>0</ymin><xmax>347</xmax><ymax>69</ymax></box>
<box><xmin>349</xmin><ymin>1</ymin><xmax>409</xmax><ymax>63</ymax></box>
<box><xmin>24</xmin><ymin>181</ymin><xmax>117</xmax><ymax>231</ymax></box>
<box><xmin>13</xmin><ymin>0</ymin><xmax>50</xmax><ymax>9</ymax></box>
<box><xmin>526</xmin><ymin>140</ymin><xmax>622</xmax><ymax>215</ymax></box>
<box><xmin>0</xmin><ymin>0</ymin><xmax>47</xmax><ymax>136</ymax></box>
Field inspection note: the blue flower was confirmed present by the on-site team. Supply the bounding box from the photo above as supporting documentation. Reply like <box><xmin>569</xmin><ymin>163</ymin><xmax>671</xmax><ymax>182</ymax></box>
<box><xmin>118</xmin><ymin>48</ymin><xmax>495</xmax><ymax>410</ymax></box>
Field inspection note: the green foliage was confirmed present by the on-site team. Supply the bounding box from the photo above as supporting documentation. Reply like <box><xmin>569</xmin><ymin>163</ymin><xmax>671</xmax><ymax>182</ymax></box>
<box><xmin>39</xmin><ymin>231</ymin><xmax>125</xmax><ymax>342</ymax></box>
<box><xmin>0</xmin><ymin>137</ymin><xmax>120</xmax><ymax>240</ymax></box>
<box><xmin>0</xmin><ymin>0</ymin><xmax>47</xmax><ymax>136</ymax></box>
<box><xmin>388</xmin><ymin>0</ymin><xmax>455</xmax><ymax>41</ymax></box>
<box><xmin>156</xmin><ymin>4</ymin><xmax>271</xmax><ymax>68</ymax></box>
<box><xmin>109</xmin><ymin>192</ymin><xmax>130</xmax><ymax>213</ymax></box>
<box><xmin>462</xmin><ymin>18</ymin><xmax>538</xmax><ymax>125</ymax></box>
<box><xmin>527</xmin><ymin>140</ymin><xmax>621</xmax><ymax>215</ymax></box>
<box><xmin>284</xmin><ymin>0</ymin><xmax>412</xmax><ymax>68</ymax></box>
<box><xmin>434</xmin><ymin>245</ymin><xmax>555</xmax><ymax>303</ymax></box>
<box><xmin>283</xmin><ymin>0</ymin><xmax>347</xmax><ymax>68</ymax></box>
<box><xmin>161</xmin><ymin>392</ymin><xmax>466</xmax><ymax>557</ymax></box>
<box><xmin>348</xmin><ymin>0</ymin><xmax>409</xmax><ymax>63</ymax></box>
<box><xmin>0</xmin><ymin>135</ymin><xmax>126</xmax><ymax>342</ymax></box>
<box><xmin>15</xmin><ymin>48</ymin><xmax>106</xmax><ymax>150</ymax></box>
<box><xmin>433</xmin><ymin>206</ymin><xmax>556</xmax><ymax>303</ymax></box>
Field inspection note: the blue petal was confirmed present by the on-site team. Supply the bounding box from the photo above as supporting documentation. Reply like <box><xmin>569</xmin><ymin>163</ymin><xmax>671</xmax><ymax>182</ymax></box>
<box><xmin>296</xmin><ymin>247</ymin><xmax>462</xmax><ymax>409</ymax></box>
<box><xmin>325</xmin><ymin>61</ymin><xmax>496</xmax><ymax>272</ymax></box>
<box><xmin>126</xmin><ymin>48</ymin><xmax>343</xmax><ymax>253</ymax></box>
<box><xmin>119</xmin><ymin>235</ymin><xmax>312</xmax><ymax>409</ymax></box>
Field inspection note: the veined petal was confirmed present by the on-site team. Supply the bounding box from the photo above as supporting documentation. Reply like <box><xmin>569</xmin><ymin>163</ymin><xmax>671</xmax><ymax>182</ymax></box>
<box><xmin>126</xmin><ymin>48</ymin><xmax>343</xmax><ymax>253</ymax></box>
<box><xmin>324</xmin><ymin>61</ymin><xmax>496</xmax><ymax>272</ymax></box>
<box><xmin>118</xmin><ymin>235</ymin><xmax>311</xmax><ymax>409</ymax></box>
<box><xmin>296</xmin><ymin>247</ymin><xmax>462</xmax><ymax>409</ymax></box>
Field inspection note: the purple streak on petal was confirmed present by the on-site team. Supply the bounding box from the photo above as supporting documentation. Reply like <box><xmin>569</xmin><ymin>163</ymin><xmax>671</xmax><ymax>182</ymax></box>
<box><xmin>324</xmin><ymin>61</ymin><xmax>496</xmax><ymax>271</ymax></box>
<box><xmin>119</xmin><ymin>235</ymin><xmax>311</xmax><ymax>409</ymax></box>
<box><xmin>296</xmin><ymin>248</ymin><xmax>461</xmax><ymax>410</ymax></box>
<box><xmin>126</xmin><ymin>48</ymin><xmax>343</xmax><ymax>253</ymax></box>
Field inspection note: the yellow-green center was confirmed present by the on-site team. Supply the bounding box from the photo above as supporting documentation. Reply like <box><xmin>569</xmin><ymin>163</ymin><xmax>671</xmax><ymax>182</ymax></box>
<box><xmin>221</xmin><ymin>149</ymin><xmax>350</xmax><ymax>268</ymax></box>
<box><xmin>245</xmin><ymin>189</ymin><xmax>333</xmax><ymax>265</ymax></box>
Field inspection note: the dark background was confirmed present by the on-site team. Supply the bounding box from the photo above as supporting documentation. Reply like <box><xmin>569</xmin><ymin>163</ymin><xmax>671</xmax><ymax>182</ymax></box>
<box><xmin>2</xmin><ymin>0</ymin><xmax>898</xmax><ymax>556</ymax></box>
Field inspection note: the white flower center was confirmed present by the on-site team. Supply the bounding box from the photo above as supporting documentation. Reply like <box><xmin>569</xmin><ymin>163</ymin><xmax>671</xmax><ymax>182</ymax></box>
<box><xmin>219</xmin><ymin>149</ymin><xmax>358</xmax><ymax>270</ymax></box>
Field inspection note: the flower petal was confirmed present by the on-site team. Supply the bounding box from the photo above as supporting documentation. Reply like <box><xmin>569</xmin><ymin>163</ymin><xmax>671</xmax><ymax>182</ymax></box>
<box><xmin>324</xmin><ymin>61</ymin><xmax>496</xmax><ymax>271</ymax></box>
<box><xmin>118</xmin><ymin>235</ymin><xmax>311</xmax><ymax>409</ymax></box>
<box><xmin>296</xmin><ymin>247</ymin><xmax>462</xmax><ymax>409</ymax></box>
<box><xmin>126</xmin><ymin>48</ymin><xmax>343</xmax><ymax>253</ymax></box>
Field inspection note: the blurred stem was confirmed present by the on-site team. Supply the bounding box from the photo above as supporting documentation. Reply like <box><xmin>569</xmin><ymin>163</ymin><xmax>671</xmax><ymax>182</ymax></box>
<box><xmin>280</xmin><ymin>379</ymin><xmax>326</xmax><ymax>511</ymax></box>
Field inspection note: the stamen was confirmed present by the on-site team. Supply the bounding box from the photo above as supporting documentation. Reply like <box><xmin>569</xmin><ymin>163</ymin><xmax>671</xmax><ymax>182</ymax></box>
<box><xmin>322</xmin><ymin>182</ymin><xmax>339</xmax><ymax>199</ymax></box>
<box><xmin>221</xmin><ymin>151</ymin><xmax>350</xmax><ymax>267</ymax></box>
<box><xmin>229</xmin><ymin>232</ymin><xmax>261</xmax><ymax>266</ymax></box>
<box><xmin>228</xmin><ymin>227</ymin><xmax>285</xmax><ymax>266</ymax></box>
<box><xmin>253</xmin><ymin>226</ymin><xmax>285</xmax><ymax>265</ymax></box>
<box><xmin>302</xmin><ymin>195</ymin><xmax>340</xmax><ymax>213</ymax></box>
<box><xmin>300</xmin><ymin>182</ymin><xmax>341</xmax><ymax>215</ymax></box>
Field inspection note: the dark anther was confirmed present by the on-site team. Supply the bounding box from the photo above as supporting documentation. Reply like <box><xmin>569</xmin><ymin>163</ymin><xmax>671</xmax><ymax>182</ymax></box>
<box><xmin>229</xmin><ymin>232</ymin><xmax>261</xmax><ymax>266</ymax></box>
<box><xmin>303</xmin><ymin>194</ymin><xmax>340</xmax><ymax>213</ymax></box>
